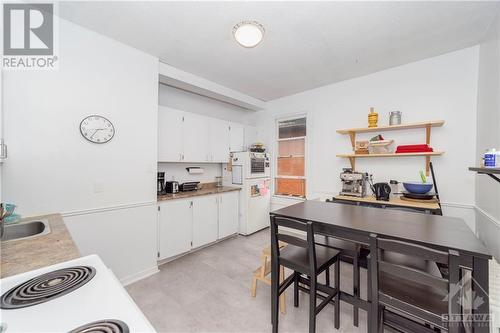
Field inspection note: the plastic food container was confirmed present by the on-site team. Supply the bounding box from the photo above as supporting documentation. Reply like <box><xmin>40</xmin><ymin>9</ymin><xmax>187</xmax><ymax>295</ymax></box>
<box><xmin>368</xmin><ymin>140</ymin><xmax>394</xmax><ymax>154</ymax></box>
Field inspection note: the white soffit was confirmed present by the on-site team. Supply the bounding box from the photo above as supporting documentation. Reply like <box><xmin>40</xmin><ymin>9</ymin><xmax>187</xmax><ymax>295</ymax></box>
<box><xmin>158</xmin><ymin>62</ymin><xmax>266</xmax><ymax>111</ymax></box>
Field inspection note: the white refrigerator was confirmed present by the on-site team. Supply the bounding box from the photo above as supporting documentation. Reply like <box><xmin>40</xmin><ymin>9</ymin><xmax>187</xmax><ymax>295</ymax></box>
<box><xmin>223</xmin><ymin>152</ymin><xmax>271</xmax><ymax>235</ymax></box>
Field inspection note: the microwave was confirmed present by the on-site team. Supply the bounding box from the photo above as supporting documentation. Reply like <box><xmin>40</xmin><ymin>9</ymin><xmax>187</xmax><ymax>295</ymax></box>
<box><xmin>231</xmin><ymin>152</ymin><xmax>270</xmax><ymax>180</ymax></box>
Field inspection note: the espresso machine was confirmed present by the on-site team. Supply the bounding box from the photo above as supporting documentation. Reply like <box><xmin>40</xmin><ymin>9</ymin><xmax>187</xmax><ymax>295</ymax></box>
<box><xmin>157</xmin><ymin>172</ymin><xmax>166</xmax><ymax>195</ymax></box>
<box><xmin>339</xmin><ymin>168</ymin><xmax>368</xmax><ymax>197</ymax></box>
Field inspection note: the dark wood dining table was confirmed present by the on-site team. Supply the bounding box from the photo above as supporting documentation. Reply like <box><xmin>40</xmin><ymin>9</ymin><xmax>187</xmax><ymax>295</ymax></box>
<box><xmin>270</xmin><ymin>200</ymin><xmax>492</xmax><ymax>333</ymax></box>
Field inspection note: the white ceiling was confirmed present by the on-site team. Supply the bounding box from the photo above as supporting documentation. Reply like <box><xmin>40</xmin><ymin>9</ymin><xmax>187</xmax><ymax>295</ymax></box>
<box><xmin>58</xmin><ymin>1</ymin><xmax>498</xmax><ymax>101</ymax></box>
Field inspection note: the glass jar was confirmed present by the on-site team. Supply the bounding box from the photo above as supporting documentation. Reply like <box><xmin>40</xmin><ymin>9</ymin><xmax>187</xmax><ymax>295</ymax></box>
<box><xmin>389</xmin><ymin>111</ymin><xmax>402</xmax><ymax>125</ymax></box>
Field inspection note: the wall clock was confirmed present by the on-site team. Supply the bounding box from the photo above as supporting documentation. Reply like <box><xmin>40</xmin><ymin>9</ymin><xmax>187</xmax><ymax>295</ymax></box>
<box><xmin>79</xmin><ymin>115</ymin><xmax>115</xmax><ymax>144</ymax></box>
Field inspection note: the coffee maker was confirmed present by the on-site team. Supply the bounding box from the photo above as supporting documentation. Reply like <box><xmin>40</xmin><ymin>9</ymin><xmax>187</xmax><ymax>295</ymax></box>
<box><xmin>339</xmin><ymin>168</ymin><xmax>368</xmax><ymax>197</ymax></box>
<box><xmin>157</xmin><ymin>172</ymin><xmax>166</xmax><ymax>195</ymax></box>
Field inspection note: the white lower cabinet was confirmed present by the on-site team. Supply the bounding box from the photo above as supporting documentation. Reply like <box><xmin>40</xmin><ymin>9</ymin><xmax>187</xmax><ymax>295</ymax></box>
<box><xmin>192</xmin><ymin>195</ymin><xmax>219</xmax><ymax>248</ymax></box>
<box><xmin>158</xmin><ymin>199</ymin><xmax>192</xmax><ymax>260</ymax></box>
<box><xmin>157</xmin><ymin>191</ymin><xmax>239</xmax><ymax>260</ymax></box>
<box><xmin>218</xmin><ymin>191</ymin><xmax>239</xmax><ymax>239</ymax></box>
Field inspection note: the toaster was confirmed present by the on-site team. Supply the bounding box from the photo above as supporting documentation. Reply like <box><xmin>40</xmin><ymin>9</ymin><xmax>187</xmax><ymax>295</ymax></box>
<box><xmin>179</xmin><ymin>181</ymin><xmax>199</xmax><ymax>192</ymax></box>
<box><xmin>165</xmin><ymin>181</ymin><xmax>179</xmax><ymax>194</ymax></box>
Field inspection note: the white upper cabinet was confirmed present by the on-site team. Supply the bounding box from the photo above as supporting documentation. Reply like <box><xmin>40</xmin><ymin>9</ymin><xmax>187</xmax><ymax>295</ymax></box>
<box><xmin>229</xmin><ymin>123</ymin><xmax>245</xmax><ymax>152</ymax></box>
<box><xmin>183</xmin><ymin>113</ymin><xmax>210</xmax><ymax>162</ymax></box>
<box><xmin>192</xmin><ymin>195</ymin><xmax>219</xmax><ymax>248</ymax></box>
<box><xmin>158</xmin><ymin>106</ymin><xmax>183</xmax><ymax>162</ymax></box>
<box><xmin>244</xmin><ymin>125</ymin><xmax>258</xmax><ymax>149</ymax></box>
<box><xmin>158</xmin><ymin>107</ymin><xmax>247</xmax><ymax>163</ymax></box>
<box><xmin>210</xmin><ymin>119</ymin><xmax>230</xmax><ymax>162</ymax></box>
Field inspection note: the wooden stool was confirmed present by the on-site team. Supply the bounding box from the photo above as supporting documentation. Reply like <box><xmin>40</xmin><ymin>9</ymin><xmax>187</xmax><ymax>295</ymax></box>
<box><xmin>251</xmin><ymin>242</ymin><xmax>287</xmax><ymax>314</ymax></box>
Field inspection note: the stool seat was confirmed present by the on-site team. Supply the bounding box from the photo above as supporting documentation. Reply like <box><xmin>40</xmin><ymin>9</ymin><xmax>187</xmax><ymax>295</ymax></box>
<box><xmin>280</xmin><ymin>245</ymin><xmax>341</xmax><ymax>275</ymax></box>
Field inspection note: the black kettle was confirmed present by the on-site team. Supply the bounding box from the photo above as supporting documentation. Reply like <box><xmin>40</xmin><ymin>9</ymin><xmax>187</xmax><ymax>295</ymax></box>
<box><xmin>371</xmin><ymin>182</ymin><xmax>391</xmax><ymax>201</ymax></box>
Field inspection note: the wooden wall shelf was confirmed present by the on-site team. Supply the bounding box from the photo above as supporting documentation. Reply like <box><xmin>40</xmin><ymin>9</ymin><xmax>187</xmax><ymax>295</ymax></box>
<box><xmin>336</xmin><ymin>120</ymin><xmax>445</xmax><ymax>175</ymax></box>
<box><xmin>469</xmin><ymin>167</ymin><xmax>500</xmax><ymax>184</ymax></box>
<box><xmin>336</xmin><ymin>152</ymin><xmax>444</xmax><ymax>158</ymax></box>
<box><xmin>336</xmin><ymin>120</ymin><xmax>445</xmax><ymax>134</ymax></box>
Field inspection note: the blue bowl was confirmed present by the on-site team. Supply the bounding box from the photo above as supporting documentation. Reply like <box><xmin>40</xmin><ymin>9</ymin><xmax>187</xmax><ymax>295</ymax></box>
<box><xmin>403</xmin><ymin>182</ymin><xmax>433</xmax><ymax>194</ymax></box>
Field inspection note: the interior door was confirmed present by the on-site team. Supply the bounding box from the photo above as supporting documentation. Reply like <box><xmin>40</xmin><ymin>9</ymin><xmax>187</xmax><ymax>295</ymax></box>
<box><xmin>183</xmin><ymin>113</ymin><xmax>210</xmax><ymax>162</ymax></box>
<box><xmin>229</xmin><ymin>124</ymin><xmax>245</xmax><ymax>152</ymax></box>
<box><xmin>210</xmin><ymin>119</ymin><xmax>230</xmax><ymax>162</ymax></box>
<box><xmin>218</xmin><ymin>191</ymin><xmax>239</xmax><ymax>238</ymax></box>
<box><xmin>192</xmin><ymin>195</ymin><xmax>218</xmax><ymax>248</ymax></box>
<box><xmin>158</xmin><ymin>199</ymin><xmax>192</xmax><ymax>260</ymax></box>
<box><xmin>158</xmin><ymin>107</ymin><xmax>183</xmax><ymax>162</ymax></box>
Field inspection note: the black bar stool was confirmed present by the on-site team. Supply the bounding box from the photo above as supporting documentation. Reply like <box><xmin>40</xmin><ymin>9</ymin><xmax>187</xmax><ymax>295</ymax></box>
<box><xmin>315</xmin><ymin>235</ymin><xmax>370</xmax><ymax>327</ymax></box>
<box><xmin>270</xmin><ymin>215</ymin><xmax>341</xmax><ymax>333</ymax></box>
<box><xmin>369</xmin><ymin>233</ymin><xmax>461</xmax><ymax>333</ymax></box>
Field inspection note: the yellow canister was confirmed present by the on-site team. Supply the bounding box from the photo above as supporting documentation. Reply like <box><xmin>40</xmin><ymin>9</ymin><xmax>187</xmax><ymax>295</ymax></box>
<box><xmin>368</xmin><ymin>107</ymin><xmax>378</xmax><ymax>128</ymax></box>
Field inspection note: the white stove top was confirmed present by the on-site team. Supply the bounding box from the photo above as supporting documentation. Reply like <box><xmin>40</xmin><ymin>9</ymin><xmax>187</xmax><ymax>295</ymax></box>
<box><xmin>0</xmin><ymin>255</ymin><xmax>155</xmax><ymax>332</ymax></box>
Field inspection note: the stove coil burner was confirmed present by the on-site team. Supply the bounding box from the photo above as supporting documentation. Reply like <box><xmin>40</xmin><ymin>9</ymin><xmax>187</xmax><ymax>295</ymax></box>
<box><xmin>69</xmin><ymin>320</ymin><xmax>129</xmax><ymax>333</ymax></box>
<box><xmin>0</xmin><ymin>266</ymin><xmax>96</xmax><ymax>309</ymax></box>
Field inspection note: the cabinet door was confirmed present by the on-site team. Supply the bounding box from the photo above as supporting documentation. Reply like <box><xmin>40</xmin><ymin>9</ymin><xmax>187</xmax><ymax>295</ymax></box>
<box><xmin>210</xmin><ymin>119</ymin><xmax>230</xmax><ymax>162</ymax></box>
<box><xmin>192</xmin><ymin>195</ymin><xmax>218</xmax><ymax>248</ymax></box>
<box><xmin>183</xmin><ymin>113</ymin><xmax>210</xmax><ymax>162</ymax></box>
<box><xmin>158</xmin><ymin>199</ymin><xmax>192</xmax><ymax>260</ymax></box>
<box><xmin>158</xmin><ymin>107</ymin><xmax>183</xmax><ymax>162</ymax></box>
<box><xmin>218</xmin><ymin>191</ymin><xmax>239</xmax><ymax>239</ymax></box>
<box><xmin>229</xmin><ymin>124</ymin><xmax>245</xmax><ymax>152</ymax></box>
<box><xmin>244</xmin><ymin>126</ymin><xmax>258</xmax><ymax>150</ymax></box>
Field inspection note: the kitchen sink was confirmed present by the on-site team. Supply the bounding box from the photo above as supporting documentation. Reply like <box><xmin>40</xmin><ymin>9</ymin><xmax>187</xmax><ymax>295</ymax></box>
<box><xmin>2</xmin><ymin>219</ymin><xmax>50</xmax><ymax>242</ymax></box>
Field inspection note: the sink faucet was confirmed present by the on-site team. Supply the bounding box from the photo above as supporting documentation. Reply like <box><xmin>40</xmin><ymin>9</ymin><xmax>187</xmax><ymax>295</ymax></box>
<box><xmin>0</xmin><ymin>203</ymin><xmax>14</xmax><ymax>239</ymax></box>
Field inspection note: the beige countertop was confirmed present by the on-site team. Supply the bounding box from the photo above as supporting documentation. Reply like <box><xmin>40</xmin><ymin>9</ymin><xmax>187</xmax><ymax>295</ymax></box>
<box><xmin>1</xmin><ymin>214</ymin><xmax>80</xmax><ymax>278</ymax></box>
<box><xmin>158</xmin><ymin>186</ymin><xmax>240</xmax><ymax>202</ymax></box>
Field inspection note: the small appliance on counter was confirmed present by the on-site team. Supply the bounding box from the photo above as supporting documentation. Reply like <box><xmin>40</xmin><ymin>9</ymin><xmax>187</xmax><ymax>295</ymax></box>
<box><xmin>157</xmin><ymin>172</ymin><xmax>166</xmax><ymax>195</ymax></box>
<box><xmin>165</xmin><ymin>181</ymin><xmax>179</xmax><ymax>194</ymax></box>
<box><xmin>179</xmin><ymin>181</ymin><xmax>200</xmax><ymax>192</ymax></box>
<box><xmin>371</xmin><ymin>182</ymin><xmax>391</xmax><ymax>201</ymax></box>
<box><xmin>339</xmin><ymin>168</ymin><xmax>368</xmax><ymax>197</ymax></box>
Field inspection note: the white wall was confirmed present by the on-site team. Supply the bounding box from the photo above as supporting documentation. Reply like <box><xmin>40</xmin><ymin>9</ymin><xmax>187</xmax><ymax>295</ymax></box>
<box><xmin>251</xmin><ymin>47</ymin><xmax>479</xmax><ymax>230</ymax></box>
<box><xmin>2</xmin><ymin>18</ymin><xmax>159</xmax><ymax>282</ymax></box>
<box><xmin>476</xmin><ymin>9</ymin><xmax>500</xmax><ymax>261</ymax></box>
<box><xmin>158</xmin><ymin>162</ymin><xmax>221</xmax><ymax>184</ymax></box>
<box><xmin>159</xmin><ymin>84</ymin><xmax>253</xmax><ymax>124</ymax></box>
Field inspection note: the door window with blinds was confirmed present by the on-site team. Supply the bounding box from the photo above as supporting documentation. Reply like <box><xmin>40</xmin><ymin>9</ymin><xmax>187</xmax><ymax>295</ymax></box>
<box><xmin>275</xmin><ymin>117</ymin><xmax>306</xmax><ymax>198</ymax></box>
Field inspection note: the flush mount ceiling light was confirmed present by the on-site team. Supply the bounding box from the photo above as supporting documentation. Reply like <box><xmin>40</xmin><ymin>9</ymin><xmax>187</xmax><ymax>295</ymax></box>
<box><xmin>232</xmin><ymin>21</ymin><xmax>265</xmax><ymax>48</ymax></box>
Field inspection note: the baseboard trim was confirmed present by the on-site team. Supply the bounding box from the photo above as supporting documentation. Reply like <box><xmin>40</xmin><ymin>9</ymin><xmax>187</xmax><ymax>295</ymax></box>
<box><xmin>440</xmin><ymin>202</ymin><xmax>475</xmax><ymax>210</ymax></box>
<box><xmin>62</xmin><ymin>201</ymin><xmax>157</xmax><ymax>217</ymax></box>
<box><xmin>120</xmin><ymin>266</ymin><xmax>159</xmax><ymax>286</ymax></box>
<box><xmin>157</xmin><ymin>233</ymin><xmax>238</xmax><ymax>266</ymax></box>
<box><xmin>475</xmin><ymin>205</ymin><xmax>500</xmax><ymax>228</ymax></box>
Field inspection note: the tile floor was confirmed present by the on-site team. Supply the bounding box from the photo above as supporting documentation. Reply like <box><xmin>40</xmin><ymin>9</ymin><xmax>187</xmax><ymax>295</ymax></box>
<box><xmin>126</xmin><ymin>229</ymin><xmax>369</xmax><ymax>333</ymax></box>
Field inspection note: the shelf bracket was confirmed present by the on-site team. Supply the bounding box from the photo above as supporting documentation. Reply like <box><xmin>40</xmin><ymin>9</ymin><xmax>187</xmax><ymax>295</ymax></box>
<box><xmin>425</xmin><ymin>156</ymin><xmax>431</xmax><ymax>176</ymax></box>
<box><xmin>487</xmin><ymin>173</ymin><xmax>500</xmax><ymax>184</ymax></box>
<box><xmin>425</xmin><ymin>125</ymin><xmax>431</xmax><ymax>145</ymax></box>
<box><xmin>349</xmin><ymin>157</ymin><xmax>356</xmax><ymax>171</ymax></box>
<box><xmin>349</xmin><ymin>131</ymin><xmax>356</xmax><ymax>151</ymax></box>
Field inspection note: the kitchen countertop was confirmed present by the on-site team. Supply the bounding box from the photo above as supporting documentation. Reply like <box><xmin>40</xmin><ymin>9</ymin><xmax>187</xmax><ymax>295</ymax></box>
<box><xmin>1</xmin><ymin>214</ymin><xmax>80</xmax><ymax>278</ymax></box>
<box><xmin>334</xmin><ymin>194</ymin><xmax>441</xmax><ymax>210</ymax></box>
<box><xmin>158</xmin><ymin>186</ymin><xmax>240</xmax><ymax>202</ymax></box>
